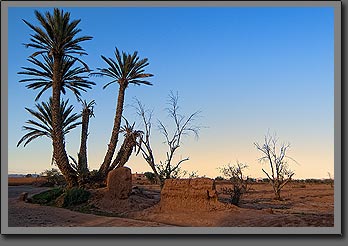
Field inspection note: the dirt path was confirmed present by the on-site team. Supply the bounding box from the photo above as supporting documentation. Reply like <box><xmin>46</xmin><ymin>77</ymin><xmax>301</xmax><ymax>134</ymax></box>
<box><xmin>8</xmin><ymin>186</ymin><xmax>171</xmax><ymax>227</ymax></box>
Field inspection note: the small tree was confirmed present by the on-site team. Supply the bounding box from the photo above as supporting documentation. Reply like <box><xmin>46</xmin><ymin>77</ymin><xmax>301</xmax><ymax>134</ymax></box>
<box><xmin>135</xmin><ymin>91</ymin><xmax>202</xmax><ymax>187</ymax></box>
<box><xmin>327</xmin><ymin>172</ymin><xmax>334</xmax><ymax>188</ymax></box>
<box><xmin>254</xmin><ymin>133</ymin><xmax>296</xmax><ymax>200</ymax></box>
<box><xmin>219</xmin><ymin>162</ymin><xmax>249</xmax><ymax>205</ymax></box>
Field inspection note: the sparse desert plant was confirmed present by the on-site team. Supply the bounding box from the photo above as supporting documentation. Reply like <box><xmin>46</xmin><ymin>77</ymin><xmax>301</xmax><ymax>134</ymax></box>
<box><xmin>219</xmin><ymin>161</ymin><xmax>249</xmax><ymax>205</ymax></box>
<box><xmin>188</xmin><ymin>170</ymin><xmax>199</xmax><ymax>179</ymax></box>
<box><xmin>40</xmin><ymin>168</ymin><xmax>66</xmax><ymax>187</ymax></box>
<box><xmin>254</xmin><ymin>132</ymin><xmax>296</xmax><ymax>200</ymax></box>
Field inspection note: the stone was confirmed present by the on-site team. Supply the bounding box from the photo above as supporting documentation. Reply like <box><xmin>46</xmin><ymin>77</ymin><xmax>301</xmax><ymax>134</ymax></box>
<box><xmin>18</xmin><ymin>192</ymin><xmax>28</xmax><ymax>201</ymax></box>
<box><xmin>106</xmin><ymin>167</ymin><xmax>132</xmax><ymax>199</ymax></box>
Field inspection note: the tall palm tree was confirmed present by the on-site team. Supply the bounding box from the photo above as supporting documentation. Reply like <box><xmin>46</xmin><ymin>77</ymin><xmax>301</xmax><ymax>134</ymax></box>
<box><xmin>20</xmin><ymin>8</ymin><xmax>93</xmax><ymax>187</ymax></box>
<box><xmin>17</xmin><ymin>98</ymin><xmax>81</xmax><ymax>169</ymax></box>
<box><xmin>91</xmin><ymin>48</ymin><xmax>153</xmax><ymax>180</ymax></box>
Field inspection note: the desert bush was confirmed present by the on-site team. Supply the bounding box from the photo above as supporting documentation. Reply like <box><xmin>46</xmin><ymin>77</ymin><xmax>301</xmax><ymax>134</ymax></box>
<box><xmin>61</xmin><ymin>188</ymin><xmax>91</xmax><ymax>208</ymax></box>
<box><xmin>30</xmin><ymin>188</ymin><xmax>64</xmax><ymax>205</ymax></box>
<box><xmin>40</xmin><ymin>168</ymin><xmax>66</xmax><ymax>187</ymax></box>
<box><xmin>219</xmin><ymin>161</ymin><xmax>249</xmax><ymax>206</ymax></box>
<box><xmin>144</xmin><ymin>172</ymin><xmax>156</xmax><ymax>184</ymax></box>
<box><xmin>215</xmin><ymin>176</ymin><xmax>224</xmax><ymax>181</ymax></box>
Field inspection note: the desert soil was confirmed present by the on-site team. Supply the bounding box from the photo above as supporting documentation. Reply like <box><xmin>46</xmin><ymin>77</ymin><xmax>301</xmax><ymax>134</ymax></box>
<box><xmin>8</xmin><ymin>186</ymin><xmax>170</xmax><ymax>227</ymax></box>
<box><xmin>7</xmin><ymin>182</ymin><xmax>334</xmax><ymax>227</ymax></box>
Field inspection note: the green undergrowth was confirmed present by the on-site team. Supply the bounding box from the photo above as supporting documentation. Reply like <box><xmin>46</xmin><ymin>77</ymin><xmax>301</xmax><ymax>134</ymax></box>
<box><xmin>29</xmin><ymin>187</ymin><xmax>131</xmax><ymax>218</ymax></box>
<box><xmin>31</xmin><ymin>187</ymin><xmax>64</xmax><ymax>205</ymax></box>
<box><xmin>61</xmin><ymin>188</ymin><xmax>91</xmax><ymax>208</ymax></box>
<box><xmin>30</xmin><ymin>187</ymin><xmax>91</xmax><ymax>208</ymax></box>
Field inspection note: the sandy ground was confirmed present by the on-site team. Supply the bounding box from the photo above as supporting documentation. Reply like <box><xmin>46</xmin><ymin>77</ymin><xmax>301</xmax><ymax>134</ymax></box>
<box><xmin>129</xmin><ymin>183</ymin><xmax>334</xmax><ymax>227</ymax></box>
<box><xmin>8</xmin><ymin>186</ymin><xmax>170</xmax><ymax>227</ymax></box>
<box><xmin>7</xmin><ymin>182</ymin><xmax>334</xmax><ymax>227</ymax></box>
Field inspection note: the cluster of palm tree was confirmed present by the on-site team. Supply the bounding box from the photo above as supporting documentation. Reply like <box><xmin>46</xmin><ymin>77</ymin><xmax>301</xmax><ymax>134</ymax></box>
<box><xmin>17</xmin><ymin>8</ymin><xmax>153</xmax><ymax>188</ymax></box>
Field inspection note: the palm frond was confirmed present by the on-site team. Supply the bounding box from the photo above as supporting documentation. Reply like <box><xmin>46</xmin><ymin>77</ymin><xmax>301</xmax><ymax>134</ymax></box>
<box><xmin>22</xmin><ymin>8</ymin><xmax>92</xmax><ymax>65</ymax></box>
<box><xmin>18</xmin><ymin>54</ymin><xmax>94</xmax><ymax>101</ymax></box>
<box><xmin>97</xmin><ymin>47</ymin><xmax>154</xmax><ymax>89</ymax></box>
<box><xmin>17</xmin><ymin>97</ymin><xmax>81</xmax><ymax>147</ymax></box>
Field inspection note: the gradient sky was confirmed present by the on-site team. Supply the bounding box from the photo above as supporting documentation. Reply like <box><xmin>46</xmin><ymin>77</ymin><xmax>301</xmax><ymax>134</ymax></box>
<box><xmin>7</xmin><ymin>6</ymin><xmax>334</xmax><ymax>179</ymax></box>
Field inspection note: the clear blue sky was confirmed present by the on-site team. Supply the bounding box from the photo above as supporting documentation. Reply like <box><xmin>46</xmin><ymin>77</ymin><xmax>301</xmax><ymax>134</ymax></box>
<box><xmin>8</xmin><ymin>6</ymin><xmax>334</xmax><ymax>179</ymax></box>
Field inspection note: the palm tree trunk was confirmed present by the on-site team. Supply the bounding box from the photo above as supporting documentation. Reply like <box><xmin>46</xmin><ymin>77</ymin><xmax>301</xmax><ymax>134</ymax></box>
<box><xmin>109</xmin><ymin>132</ymin><xmax>137</xmax><ymax>171</ymax></box>
<box><xmin>77</xmin><ymin>106</ymin><xmax>90</xmax><ymax>184</ymax></box>
<box><xmin>52</xmin><ymin>55</ymin><xmax>78</xmax><ymax>188</ymax></box>
<box><xmin>98</xmin><ymin>85</ymin><xmax>126</xmax><ymax>180</ymax></box>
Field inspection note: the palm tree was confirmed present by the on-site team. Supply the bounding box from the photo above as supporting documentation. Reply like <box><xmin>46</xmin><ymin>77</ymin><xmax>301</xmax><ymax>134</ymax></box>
<box><xmin>20</xmin><ymin>8</ymin><xmax>93</xmax><ymax>187</ymax></box>
<box><xmin>17</xmin><ymin>98</ymin><xmax>81</xmax><ymax>169</ymax></box>
<box><xmin>108</xmin><ymin>119</ymin><xmax>143</xmax><ymax>171</ymax></box>
<box><xmin>76</xmin><ymin>100</ymin><xmax>95</xmax><ymax>183</ymax></box>
<box><xmin>91</xmin><ymin>48</ymin><xmax>153</xmax><ymax>180</ymax></box>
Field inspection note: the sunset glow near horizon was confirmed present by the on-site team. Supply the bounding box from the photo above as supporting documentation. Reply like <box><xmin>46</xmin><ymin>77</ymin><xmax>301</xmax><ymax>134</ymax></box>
<box><xmin>7</xmin><ymin>6</ymin><xmax>334</xmax><ymax>179</ymax></box>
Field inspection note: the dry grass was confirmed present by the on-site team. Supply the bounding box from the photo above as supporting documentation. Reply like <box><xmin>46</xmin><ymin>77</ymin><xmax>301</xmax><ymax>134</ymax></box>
<box><xmin>8</xmin><ymin>177</ymin><xmax>47</xmax><ymax>186</ymax></box>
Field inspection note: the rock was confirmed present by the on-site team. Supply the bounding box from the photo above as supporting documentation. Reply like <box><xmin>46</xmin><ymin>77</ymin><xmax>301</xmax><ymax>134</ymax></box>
<box><xmin>18</xmin><ymin>192</ymin><xmax>28</xmax><ymax>201</ymax></box>
<box><xmin>106</xmin><ymin>167</ymin><xmax>132</xmax><ymax>199</ymax></box>
<box><xmin>264</xmin><ymin>208</ymin><xmax>274</xmax><ymax>214</ymax></box>
<box><xmin>158</xmin><ymin>178</ymin><xmax>235</xmax><ymax>212</ymax></box>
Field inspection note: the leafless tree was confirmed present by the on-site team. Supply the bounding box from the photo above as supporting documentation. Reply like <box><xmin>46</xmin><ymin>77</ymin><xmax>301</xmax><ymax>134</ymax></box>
<box><xmin>219</xmin><ymin>161</ymin><xmax>249</xmax><ymax>205</ymax></box>
<box><xmin>254</xmin><ymin>133</ymin><xmax>296</xmax><ymax>200</ymax></box>
<box><xmin>327</xmin><ymin>172</ymin><xmax>334</xmax><ymax>188</ymax></box>
<box><xmin>135</xmin><ymin>91</ymin><xmax>202</xmax><ymax>187</ymax></box>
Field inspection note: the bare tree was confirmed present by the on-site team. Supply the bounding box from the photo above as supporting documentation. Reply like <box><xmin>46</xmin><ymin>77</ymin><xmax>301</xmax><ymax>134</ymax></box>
<box><xmin>327</xmin><ymin>172</ymin><xmax>334</xmax><ymax>188</ymax></box>
<box><xmin>135</xmin><ymin>91</ymin><xmax>202</xmax><ymax>187</ymax></box>
<box><xmin>218</xmin><ymin>161</ymin><xmax>249</xmax><ymax>205</ymax></box>
<box><xmin>254</xmin><ymin>133</ymin><xmax>296</xmax><ymax>200</ymax></box>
